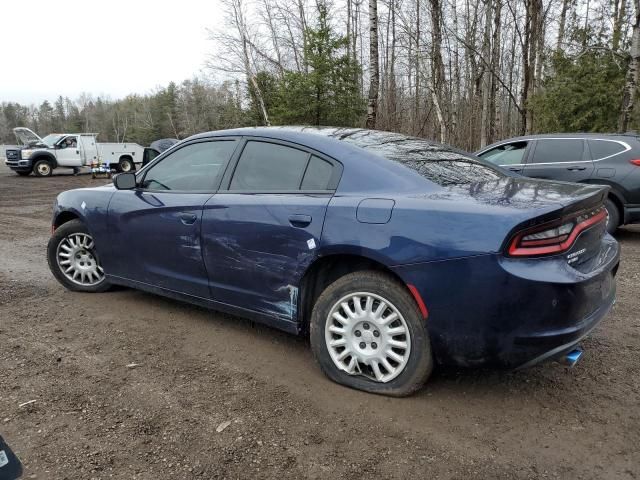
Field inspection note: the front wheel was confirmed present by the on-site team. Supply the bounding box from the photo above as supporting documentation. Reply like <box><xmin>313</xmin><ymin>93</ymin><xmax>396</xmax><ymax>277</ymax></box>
<box><xmin>47</xmin><ymin>219</ymin><xmax>111</xmax><ymax>293</ymax></box>
<box><xmin>310</xmin><ymin>271</ymin><xmax>433</xmax><ymax>396</ymax></box>
<box><xmin>33</xmin><ymin>159</ymin><xmax>53</xmax><ymax>177</ymax></box>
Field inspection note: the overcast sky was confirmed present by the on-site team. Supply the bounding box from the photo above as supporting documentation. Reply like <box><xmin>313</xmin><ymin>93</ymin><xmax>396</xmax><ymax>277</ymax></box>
<box><xmin>0</xmin><ymin>0</ymin><xmax>223</xmax><ymax>105</ymax></box>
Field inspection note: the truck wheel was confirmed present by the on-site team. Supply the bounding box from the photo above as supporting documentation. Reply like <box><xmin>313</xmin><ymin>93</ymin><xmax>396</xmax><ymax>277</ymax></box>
<box><xmin>33</xmin><ymin>159</ymin><xmax>53</xmax><ymax>177</ymax></box>
<box><xmin>16</xmin><ymin>171</ymin><xmax>31</xmax><ymax>176</ymax></box>
<box><xmin>118</xmin><ymin>157</ymin><xmax>135</xmax><ymax>172</ymax></box>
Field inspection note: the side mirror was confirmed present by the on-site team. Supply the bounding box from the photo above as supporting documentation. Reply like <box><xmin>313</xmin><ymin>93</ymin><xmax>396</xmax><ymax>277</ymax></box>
<box><xmin>114</xmin><ymin>172</ymin><xmax>137</xmax><ymax>190</ymax></box>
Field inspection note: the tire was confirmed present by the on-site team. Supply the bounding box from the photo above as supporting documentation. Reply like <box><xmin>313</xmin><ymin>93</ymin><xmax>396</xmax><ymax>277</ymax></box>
<box><xmin>33</xmin><ymin>159</ymin><xmax>53</xmax><ymax>177</ymax></box>
<box><xmin>16</xmin><ymin>171</ymin><xmax>31</xmax><ymax>176</ymax></box>
<box><xmin>47</xmin><ymin>219</ymin><xmax>111</xmax><ymax>293</ymax></box>
<box><xmin>604</xmin><ymin>198</ymin><xmax>620</xmax><ymax>235</ymax></box>
<box><xmin>310</xmin><ymin>270</ymin><xmax>433</xmax><ymax>396</ymax></box>
<box><xmin>118</xmin><ymin>157</ymin><xmax>135</xmax><ymax>173</ymax></box>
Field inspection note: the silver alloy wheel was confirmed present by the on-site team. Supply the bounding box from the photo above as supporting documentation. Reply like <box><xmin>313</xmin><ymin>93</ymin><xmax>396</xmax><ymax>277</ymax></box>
<box><xmin>37</xmin><ymin>162</ymin><xmax>51</xmax><ymax>176</ymax></box>
<box><xmin>325</xmin><ymin>292</ymin><xmax>411</xmax><ymax>383</ymax></box>
<box><xmin>56</xmin><ymin>233</ymin><xmax>105</xmax><ymax>286</ymax></box>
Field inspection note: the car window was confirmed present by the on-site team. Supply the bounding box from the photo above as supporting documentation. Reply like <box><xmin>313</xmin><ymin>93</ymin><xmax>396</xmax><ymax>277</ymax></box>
<box><xmin>230</xmin><ymin>141</ymin><xmax>310</xmax><ymax>191</ymax></box>
<box><xmin>141</xmin><ymin>140</ymin><xmax>236</xmax><ymax>191</ymax></box>
<box><xmin>301</xmin><ymin>155</ymin><xmax>333</xmax><ymax>190</ymax></box>
<box><xmin>531</xmin><ymin>139</ymin><xmax>584</xmax><ymax>163</ymax></box>
<box><xmin>479</xmin><ymin>142</ymin><xmax>528</xmax><ymax>165</ymax></box>
<box><xmin>588</xmin><ymin>140</ymin><xmax>627</xmax><ymax>160</ymax></box>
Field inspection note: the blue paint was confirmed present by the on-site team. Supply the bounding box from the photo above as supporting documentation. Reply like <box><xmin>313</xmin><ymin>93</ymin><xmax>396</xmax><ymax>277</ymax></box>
<box><xmin>50</xmin><ymin>127</ymin><xmax>620</xmax><ymax>368</ymax></box>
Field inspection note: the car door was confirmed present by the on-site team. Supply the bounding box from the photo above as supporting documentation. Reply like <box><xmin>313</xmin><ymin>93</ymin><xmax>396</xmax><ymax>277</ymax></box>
<box><xmin>201</xmin><ymin>138</ymin><xmax>341</xmax><ymax>322</ymax></box>
<box><xmin>55</xmin><ymin>135</ymin><xmax>82</xmax><ymax>167</ymax></box>
<box><xmin>523</xmin><ymin>138</ymin><xmax>594</xmax><ymax>183</ymax></box>
<box><xmin>105</xmin><ymin>138</ymin><xmax>239</xmax><ymax>298</ymax></box>
<box><xmin>476</xmin><ymin>140</ymin><xmax>531</xmax><ymax>174</ymax></box>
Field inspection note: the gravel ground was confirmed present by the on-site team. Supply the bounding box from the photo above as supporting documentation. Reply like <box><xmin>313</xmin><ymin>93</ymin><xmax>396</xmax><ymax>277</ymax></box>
<box><xmin>0</xmin><ymin>163</ymin><xmax>638</xmax><ymax>479</ymax></box>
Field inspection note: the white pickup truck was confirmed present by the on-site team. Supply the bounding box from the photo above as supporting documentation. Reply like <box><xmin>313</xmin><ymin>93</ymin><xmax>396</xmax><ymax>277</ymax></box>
<box><xmin>4</xmin><ymin>128</ymin><xmax>144</xmax><ymax>177</ymax></box>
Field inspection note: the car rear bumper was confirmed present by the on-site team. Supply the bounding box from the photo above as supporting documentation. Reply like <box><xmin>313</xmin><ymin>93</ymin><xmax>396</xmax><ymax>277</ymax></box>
<box><xmin>391</xmin><ymin>234</ymin><xmax>620</xmax><ymax>369</ymax></box>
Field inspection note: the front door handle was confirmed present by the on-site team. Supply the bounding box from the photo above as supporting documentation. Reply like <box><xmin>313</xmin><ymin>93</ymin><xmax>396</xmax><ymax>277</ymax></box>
<box><xmin>289</xmin><ymin>214</ymin><xmax>312</xmax><ymax>228</ymax></box>
<box><xmin>567</xmin><ymin>166</ymin><xmax>586</xmax><ymax>171</ymax></box>
<box><xmin>179</xmin><ymin>212</ymin><xmax>197</xmax><ymax>225</ymax></box>
<box><xmin>508</xmin><ymin>167</ymin><xmax>523</xmax><ymax>172</ymax></box>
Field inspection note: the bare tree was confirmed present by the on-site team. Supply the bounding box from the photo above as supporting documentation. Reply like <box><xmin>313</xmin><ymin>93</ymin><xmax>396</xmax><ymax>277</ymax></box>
<box><xmin>429</xmin><ymin>0</ymin><xmax>447</xmax><ymax>142</ymax></box>
<box><xmin>366</xmin><ymin>0</ymin><xmax>380</xmax><ymax>128</ymax></box>
<box><xmin>620</xmin><ymin>0</ymin><xmax>640</xmax><ymax>131</ymax></box>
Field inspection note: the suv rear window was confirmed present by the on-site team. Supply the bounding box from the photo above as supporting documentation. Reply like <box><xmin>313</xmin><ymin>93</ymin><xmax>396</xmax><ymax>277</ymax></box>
<box><xmin>531</xmin><ymin>139</ymin><xmax>584</xmax><ymax>163</ymax></box>
<box><xmin>588</xmin><ymin>140</ymin><xmax>627</xmax><ymax>160</ymax></box>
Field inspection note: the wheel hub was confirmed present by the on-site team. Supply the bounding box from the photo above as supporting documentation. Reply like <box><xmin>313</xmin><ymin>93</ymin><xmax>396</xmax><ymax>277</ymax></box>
<box><xmin>56</xmin><ymin>233</ymin><xmax>105</xmax><ymax>286</ymax></box>
<box><xmin>325</xmin><ymin>292</ymin><xmax>411</xmax><ymax>383</ymax></box>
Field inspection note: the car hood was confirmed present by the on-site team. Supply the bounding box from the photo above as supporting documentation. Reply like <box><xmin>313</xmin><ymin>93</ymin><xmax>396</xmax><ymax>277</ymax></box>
<box><xmin>13</xmin><ymin>127</ymin><xmax>44</xmax><ymax>146</ymax></box>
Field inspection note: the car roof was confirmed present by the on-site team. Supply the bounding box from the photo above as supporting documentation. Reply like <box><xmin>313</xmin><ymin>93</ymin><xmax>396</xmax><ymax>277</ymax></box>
<box><xmin>185</xmin><ymin>126</ymin><xmax>500</xmax><ymax>194</ymax></box>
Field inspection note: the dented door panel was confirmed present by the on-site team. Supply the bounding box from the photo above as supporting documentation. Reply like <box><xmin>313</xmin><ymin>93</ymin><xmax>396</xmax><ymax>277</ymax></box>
<box><xmin>201</xmin><ymin>193</ymin><xmax>331</xmax><ymax>321</ymax></box>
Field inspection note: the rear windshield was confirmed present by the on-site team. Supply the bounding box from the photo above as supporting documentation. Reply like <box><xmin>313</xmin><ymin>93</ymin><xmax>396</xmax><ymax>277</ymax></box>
<box><xmin>320</xmin><ymin>128</ymin><xmax>504</xmax><ymax>186</ymax></box>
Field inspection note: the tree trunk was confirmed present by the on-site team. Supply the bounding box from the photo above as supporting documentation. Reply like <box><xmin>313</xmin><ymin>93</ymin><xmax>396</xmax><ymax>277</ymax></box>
<box><xmin>414</xmin><ymin>0</ymin><xmax>420</xmax><ymax>134</ymax></box>
<box><xmin>556</xmin><ymin>0</ymin><xmax>569</xmax><ymax>50</ymax></box>
<box><xmin>489</xmin><ymin>0</ymin><xmax>502</xmax><ymax>142</ymax></box>
<box><xmin>613</xmin><ymin>0</ymin><xmax>627</xmax><ymax>51</ymax></box>
<box><xmin>620</xmin><ymin>0</ymin><xmax>640</xmax><ymax>132</ymax></box>
<box><xmin>480</xmin><ymin>0</ymin><xmax>493</xmax><ymax>148</ymax></box>
<box><xmin>366</xmin><ymin>0</ymin><xmax>379</xmax><ymax>129</ymax></box>
<box><xmin>429</xmin><ymin>0</ymin><xmax>447</xmax><ymax>143</ymax></box>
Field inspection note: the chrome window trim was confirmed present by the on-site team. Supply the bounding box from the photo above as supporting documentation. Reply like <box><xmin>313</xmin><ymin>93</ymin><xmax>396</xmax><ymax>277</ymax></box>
<box><xmin>494</xmin><ymin>137</ymin><xmax>631</xmax><ymax>167</ymax></box>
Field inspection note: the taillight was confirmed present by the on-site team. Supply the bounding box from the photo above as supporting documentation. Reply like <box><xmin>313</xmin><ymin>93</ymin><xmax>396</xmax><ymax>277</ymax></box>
<box><xmin>508</xmin><ymin>207</ymin><xmax>606</xmax><ymax>257</ymax></box>
<box><xmin>630</xmin><ymin>159</ymin><xmax>640</xmax><ymax>166</ymax></box>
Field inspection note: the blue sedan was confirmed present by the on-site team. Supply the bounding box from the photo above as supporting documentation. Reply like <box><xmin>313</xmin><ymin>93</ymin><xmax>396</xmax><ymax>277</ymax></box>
<box><xmin>47</xmin><ymin>127</ymin><xmax>619</xmax><ymax>396</ymax></box>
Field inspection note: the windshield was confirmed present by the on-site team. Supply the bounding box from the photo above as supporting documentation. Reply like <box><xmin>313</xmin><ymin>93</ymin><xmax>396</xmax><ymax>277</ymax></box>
<box><xmin>41</xmin><ymin>134</ymin><xmax>65</xmax><ymax>147</ymax></box>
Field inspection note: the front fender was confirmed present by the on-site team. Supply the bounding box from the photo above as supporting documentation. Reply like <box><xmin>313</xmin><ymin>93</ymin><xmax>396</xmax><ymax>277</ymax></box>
<box><xmin>31</xmin><ymin>151</ymin><xmax>58</xmax><ymax>168</ymax></box>
<box><xmin>53</xmin><ymin>187</ymin><xmax>116</xmax><ymax>257</ymax></box>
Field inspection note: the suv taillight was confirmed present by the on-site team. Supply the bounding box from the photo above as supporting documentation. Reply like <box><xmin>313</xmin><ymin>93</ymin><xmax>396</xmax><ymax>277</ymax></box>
<box><xmin>630</xmin><ymin>159</ymin><xmax>640</xmax><ymax>166</ymax></box>
<box><xmin>507</xmin><ymin>207</ymin><xmax>606</xmax><ymax>257</ymax></box>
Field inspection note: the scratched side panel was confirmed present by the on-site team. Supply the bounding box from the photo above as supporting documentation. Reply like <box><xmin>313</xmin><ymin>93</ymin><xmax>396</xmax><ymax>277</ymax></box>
<box><xmin>202</xmin><ymin>193</ymin><xmax>331</xmax><ymax>323</ymax></box>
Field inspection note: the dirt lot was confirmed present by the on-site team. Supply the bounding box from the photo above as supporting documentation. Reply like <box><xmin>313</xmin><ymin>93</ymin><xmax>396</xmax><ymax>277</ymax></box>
<box><xmin>0</xmin><ymin>163</ymin><xmax>638</xmax><ymax>480</ymax></box>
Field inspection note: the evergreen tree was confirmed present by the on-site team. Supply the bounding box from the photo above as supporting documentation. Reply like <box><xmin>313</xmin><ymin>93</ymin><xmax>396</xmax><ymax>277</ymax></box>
<box><xmin>271</xmin><ymin>5</ymin><xmax>364</xmax><ymax>126</ymax></box>
<box><xmin>530</xmin><ymin>29</ymin><xmax>629</xmax><ymax>133</ymax></box>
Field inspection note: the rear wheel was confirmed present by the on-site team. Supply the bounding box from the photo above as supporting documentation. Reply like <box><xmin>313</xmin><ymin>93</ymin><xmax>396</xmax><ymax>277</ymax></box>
<box><xmin>33</xmin><ymin>159</ymin><xmax>53</xmax><ymax>177</ymax></box>
<box><xmin>310</xmin><ymin>271</ymin><xmax>433</xmax><ymax>396</ymax></box>
<box><xmin>47</xmin><ymin>219</ymin><xmax>111</xmax><ymax>293</ymax></box>
<box><xmin>604</xmin><ymin>198</ymin><xmax>620</xmax><ymax>235</ymax></box>
<box><xmin>118</xmin><ymin>157</ymin><xmax>135</xmax><ymax>173</ymax></box>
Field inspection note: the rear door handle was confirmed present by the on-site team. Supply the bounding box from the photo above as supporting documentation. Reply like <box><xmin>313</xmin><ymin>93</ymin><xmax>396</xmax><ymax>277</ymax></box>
<box><xmin>566</xmin><ymin>166</ymin><xmax>586</xmax><ymax>171</ymax></box>
<box><xmin>289</xmin><ymin>214</ymin><xmax>312</xmax><ymax>228</ymax></box>
<box><xmin>179</xmin><ymin>212</ymin><xmax>197</xmax><ymax>225</ymax></box>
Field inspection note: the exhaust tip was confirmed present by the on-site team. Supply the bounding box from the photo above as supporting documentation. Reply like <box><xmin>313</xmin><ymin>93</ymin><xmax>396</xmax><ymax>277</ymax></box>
<box><xmin>562</xmin><ymin>348</ymin><xmax>583</xmax><ymax>367</ymax></box>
